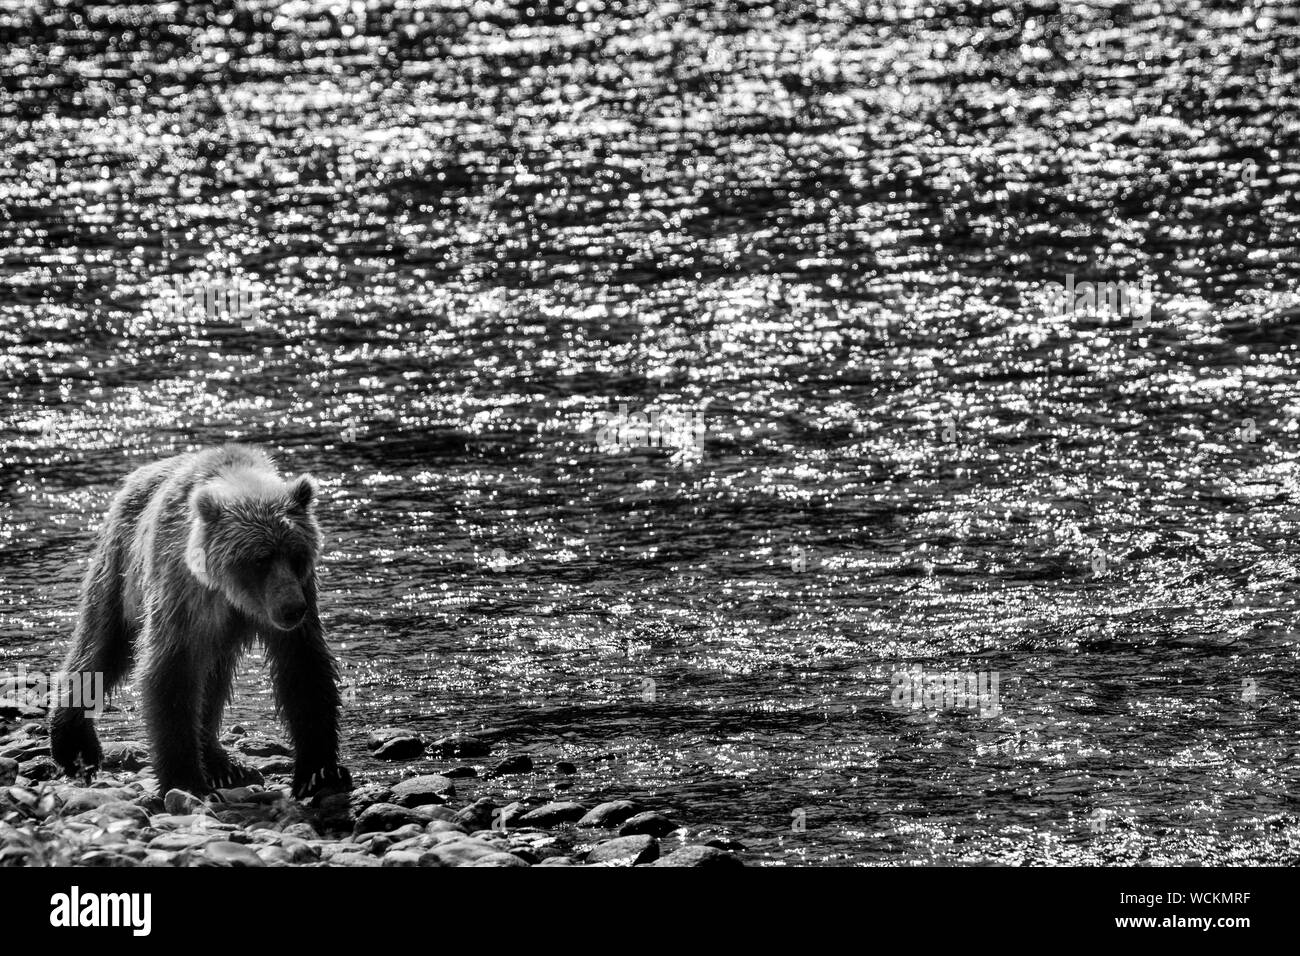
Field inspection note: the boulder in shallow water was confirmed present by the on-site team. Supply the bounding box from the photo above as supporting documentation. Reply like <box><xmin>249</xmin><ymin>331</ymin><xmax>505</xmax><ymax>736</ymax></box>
<box><xmin>484</xmin><ymin>754</ymin><xmax>532</xmax><ymax>778</ymax></box>
<box><xmin>427</xmin><ymin>734</ymin><xmax>490</xmax><ymax>758</ymax></box>
<box><xmin>586</xmin><ymin>834</ymin><xmax>659</xmax><ymax>866</ymax></box>
<box><xmin>353</xmin><ymin>802</ymin><xmax>442</xmax><ymax>835</ymax></box>
<box><xmin>650</xmin><ymin>845</ymin><xmax>743</xmax><ymax>867</ymax></box>
<box><xmin>367</xmin><ymin>728</ymin><xmax>426</xmax><ymax>760</ymax></box>
<box><xmin>578</xmin><ymin>800</ymin><xmax>639</xmax><ymax>828</ymax></box>
<box><xmin>517</xmin><ymin>802</ymin><xmax>588</xmax><ymax>828</ymax></box>
<box><xmin>390</xmin><ymin>774</ymin><xmax>456</xmax><ymax>807</ymax></box>
<box><xmin>618</xmin><ymin>811</ymin><xmax>679</xmax><ymax>838</ymax></box>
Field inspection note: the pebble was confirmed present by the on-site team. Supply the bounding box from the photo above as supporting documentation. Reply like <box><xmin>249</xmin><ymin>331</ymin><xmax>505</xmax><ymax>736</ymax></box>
<box><xmin>427</xmin><ymin>734</ymin><xmax>491</xmax><ymax>758</ymax></box>
<box><xmin>0</xmin><ymin>725</ymin><xmax>742</xmax><ymax>869</ymax></box>
<box><xmin>586</xmin><ymin>834</ymin><xmax>660</xmax><ymax>865</ymax></box>
<box><xmin>517</xmin><ymin>802</ymin><xmax>588</xmax><ymax>827</ymax></box>
<box><xmin>578</xmin><ymin>800</ymin><xmax>639</xmax><ymax>828</ymax></box>
<box><xmin>484</xmin><ymin>754</ymin><xmax>533</xmax><ymax>778</ymax></box>
<box><xmin>390</xmin><ymin>774</ymin><xmax>456</xmax><ymax>807</ymax></box>
<box><xmin>205</xmin><ymin>841</ymin><xmax>266</xmax><ymax>867</ymax></box>
<box><xmin>367</xmin><ymin>728</ymin><xmax>426</xmax><ymax>760</ymax></box>
<box><xmin>619</xmin><ymin>811</ymin><xmax>679</xmax><ymax>838</ymax></box>
<box><xmin>650</xmin><ymin>845</ymin><xmax>743</xmax><ymax>867</ymax></box>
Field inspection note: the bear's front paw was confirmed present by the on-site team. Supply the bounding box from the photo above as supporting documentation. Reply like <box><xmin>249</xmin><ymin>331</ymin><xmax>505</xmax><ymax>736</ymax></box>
<box><xmin>292</xmin><ymin>764</ymin><xmax>352</xmax><ymax>801</ymax></box>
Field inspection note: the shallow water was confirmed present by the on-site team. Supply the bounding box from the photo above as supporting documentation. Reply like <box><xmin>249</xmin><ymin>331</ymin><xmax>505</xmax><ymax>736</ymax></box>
<box><xmin>2</xmin><ymin>0</ymin><xmax>1299</xmax><ymax>865</ymax></box>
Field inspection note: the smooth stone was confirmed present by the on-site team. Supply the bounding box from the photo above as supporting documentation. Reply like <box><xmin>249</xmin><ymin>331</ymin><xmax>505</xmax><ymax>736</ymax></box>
<box><xmin>390</xmin><ymin>774</ymin><xmax>456</xmax><ymax>807</ymax></box>
<box><xmin>454</xmin><ymin>797</ymin><xmax>496</xmax><ymax>832</ymax></box>
<box><xmin>100</xmin><ymin>741</ymin><xmax>149</xmax><ymax>771</ymax></box>
<box><xmin>650</xmin><ymin>845</ymin><xmax>743</xmax><ymax>867</ymax></box>
<box><xmin>367</xmin><ymin>728</ymin><xmax>426</xmax><ymax>760</ymax></box>
<box><xmin>21</xmin><ymin>722</ymin><xmax>46</xmax><ymax>737</ymax></box>
<box><xmin>77</xmin><ymin>801</ymin><xmax>150</xmax><ymax>829</ymax></box>
<box><xmin>17</xmin><ymin>756</ymin><xmax>59</xmax><ymax>781</ymax></box>
<box><xmin>467</xmin><ymin>851</ymin><xmax>530</xmax><ymax>867</ymax></box>
<box><xmin>247</xmin><ymin>756</ymin><xmax>295</xmax><ymax>775</ymax></box>
<box><xmin>555</xmin><ymin>761</ymin><xmax>577</xmax><ymax>774</ymax></box>
<box><xmin>281</xmin><ymin>822</ymin><xmax>319</xmax><ymax>840</ymax></box>
<box><xmin>163</xmin><ymin>789</ymin><xmax>205</xmax><ymax>815</ymax></box>
<box><xmin>577</xmin><ymin>800</ymin><xmax>639</xmax><ymax>828</ymax></box>
<box><xmin>205</xmin><ymin>841</ymin><xmax>266</xmax><ymax>867</ymax></box>
<box><xmin>235</xmin><ymin>737</ymin><xmax>293</xmax><ymax>758</ymax></box>
<box><xmin>348</xmin><ymin>782</ymin><xmax>394</xmax><ymax>812</ymax></box>
<box><xmin>257</xmin><ymin>845</ymin><xmax>292</xmax><ymax>865</ymax></box>
<box><xmin>148</xmin><ymin>832</ymin><xmax>222</xmax><ymax>851</ymax></box>
<box><xmin>0</xmin><ymin>757</ymin><xmax>19</xmax><ymax>786</ymax></box>
<box><xmin>494</xmin><ymin>801</ymin><xmax>529</xmax><ymax>830</ymax></box>
<box><xmin>586</xmin><ymin>834</ymin><xmax>659</xmax><ymax>865</ymax></box>
<box><xmin>517</xmin><ymin>802</ymin><xmax>588</xmax><ymax>827</ymax></box>
<box><xmin>79</xmin><ymin>851</ymin><xmax>137</xmax><ymax>867</ymax></box>
<box><xmin>353</xmin><ymin>802</ymin><xmax>440</xmax><ymax>835</ymax></box>
<box><xmin>60</xmin><ymin>787</ymin><xmax>137</xmax><ymax>813</ymax></box>
<box><xmin>484</xmin><ymin>754</ymin><xmax>532</xmax><ymax>778</ymax></box>
<box><xmin>423</xmin><ymin>837</ymin><xmax>506</xmax><ymax>867</ymax></box>
<box><xmin>537</xmin><ymin>857</ymin><xmax>574</xmax><ymax>866</ymax></box>
<box><xmin>427</xmin><ymin>734</ymin><xmax>490</xmax><ymax>758</ymax></box>
<box><xmin>619</xmin><ymin>811</ymin><xmax>679</xmax><ymax>838</ymax></box>
<box><xmin>381</xmin><ymin>850</ymin><xmax>424</xmax><ymax>867</ymax></box>
<box><xmin>442</xmin><ymin>766</ymin><xmax>478</xmax><ymax>778</ymax></box>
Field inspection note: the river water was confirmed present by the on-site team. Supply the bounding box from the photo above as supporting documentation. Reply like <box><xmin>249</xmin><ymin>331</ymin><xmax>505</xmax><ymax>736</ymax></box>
<box><xmin>1</xmin><ymin>1</ymin><xmax>1298</xmax><ymax>864</ymax></box>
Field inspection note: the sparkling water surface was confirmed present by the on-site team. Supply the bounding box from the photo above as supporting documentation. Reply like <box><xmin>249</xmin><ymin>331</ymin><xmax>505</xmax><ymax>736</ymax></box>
<box><xmin>1</xmin><ymin>1</ymin><xmax>1299</xmax><ymax>864</ymax></box>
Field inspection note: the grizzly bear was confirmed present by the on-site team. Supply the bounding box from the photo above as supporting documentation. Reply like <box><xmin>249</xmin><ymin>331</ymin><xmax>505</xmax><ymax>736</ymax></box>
<box><xmin>49</xmin><ymin>444</ymin><xmax>351</xmax><ymax>799</ymax></box>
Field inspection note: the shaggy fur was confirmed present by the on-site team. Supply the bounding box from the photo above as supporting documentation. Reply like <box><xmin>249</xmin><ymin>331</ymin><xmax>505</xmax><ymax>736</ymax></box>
<box><xmin>49</xmin><ymin>444</ymin><xmax>351</xmax><ymax>798</ymax></box>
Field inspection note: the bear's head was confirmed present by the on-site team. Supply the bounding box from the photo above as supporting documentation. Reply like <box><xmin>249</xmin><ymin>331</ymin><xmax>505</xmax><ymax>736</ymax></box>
<box><xmin>185</xmin><ymin>470</ymin><xmax>323</xmax><ymax>631</ymax></box>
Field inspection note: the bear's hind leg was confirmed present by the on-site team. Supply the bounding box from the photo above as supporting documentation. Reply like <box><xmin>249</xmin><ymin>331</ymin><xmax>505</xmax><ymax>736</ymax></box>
<box><xmin>50</xmin><ymin>536</ymin><xmax>133</xmax><ymax>782</ymax></box>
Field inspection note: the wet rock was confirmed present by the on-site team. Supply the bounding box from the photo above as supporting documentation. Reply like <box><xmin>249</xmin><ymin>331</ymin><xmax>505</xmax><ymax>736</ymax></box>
<box><xmin>281</xmin><ymin>822</ymin><xmax>319</xmax><ymax>840</ymax></box>
<box><xmin>247</xmin><ymin>756</ymin><xmax>295</xmax><ymax>775</ymax></box>
<box><xmin>60</xmin><ymin>787</ymin><xmax>137</xmax><ymax>813</ymax></box>
<box><xmin>484</xmin><ymin>754</ymin><xmax>533</xmax><ymax>778</ymax></box>
<box><xmin>422</xmin><ymin>837</ymin><xmax>510</xmax><ymax>867</ymax></box>
<box><xmin>619</xmin><ymin>811</ymin><xmax>679</xmax><ymax>838</ymax></box>
<box><xmin>555</xmin><ymin>761</ymin><xmax>577</xmax><ymax>775</ymax></box>
<box><xmin>0</xmin><ymin>739</ymin><xmax>47</xmax><ymax>761</ymax></box>
<box><xmin>517</xmin><ymin>802</ymin><xmax>588</xmax><ymax>828</ymax></box>
<box><xmin>100</xmin><ymin>741</ymin><xmax>148</xmax><ymax>772</ymax></box>
<box><xmin>79</xmin><ymin>851</ymin><xmax>137</xmax><ymax>867</ymax></box>
<box><xmin>705</xmin><ymin>838</ymin><xmax>747</xmax><ymax>852</ymax></box>
<box><xmin>427</xmin><ymin>734</ymin><xmax>490</xmax><ymax>758</ymax></box>
<box><xmin>467</xmin><ymin>851</ymin><xmax>530</xmax><ymax>867</ymax></box>
<box><xmin>235</xmin><ymin>737</ymin><xmax>293</xmax><ymax>758</ymax></box>
<box><xmin>257</xmin><ymin>845</ymin><xmax>292</xmax><ymax>866</ymax></box>
<box><xmin>353</xmin><ymin>803</ymin><xmax>442</xmax><ymax>835</ymax></box>
<box><xmin>367</xmin><ymin>728</ymin><xmax>426</xmax><ymax>760</ymax></box>
<box><xmin>147</xmin><ymin>832</ymin><xmax>222</xmax><ymax>852</ymax></box>
<box><xmin>537</xmin><ymin>856</ymin><xmax>574</xmax><ymax>866</ymax></box>
<box><xmin>442</xmin><ymin>766</ymin><xmax>478</xmax><ymax>778</ymax></box>
<box><xmin>455</xmin><ymin>797</ymin><xmax>496</xmax><ymax>832</ymax></box>
<box><xmin>0</xmin><ymin>758</ymin><xmax>17</xmax><ymax>786</ymax></box>
<box><xmin>21</xmin><ymin>722</ymin><xmax>46</xmax><ymax>737</ymax></box>
<box><xmin>132</xmin><ymin>793</ymin><xmax>166</xmax><ymax>815</ymax></box>
<box><xmin>578</xmin><ymin>800</ymin><xmax>639</xmax><ymax>828</ymax></box>
<box><xmin>390</xmin><ymin>774</ymin><xmax>456</xmax><ymax>807</ymax></box>
<box><xmin>382</xmin><ymin>849</ymin><xmax>424</xmax><ymax>867</ymax></box>
<box><xmin>18</xmin><ymin>756</ymin><xmax>59</xmax><ymax>782</ymax></box>
<box><xmin>205</xmin><ymin>841</ymin><xmax>266</xmax><ymax>867</ymax></box>
<box><xmin>164</xmin><ymin>789</ymin><xmax>205</xmax><ymax>815</ymax></box>
<box><xmin>586</xmin><ymin>834</ymin><xmax>659</xmax><ymax>866</ymax></box>
<box><xmin>80</xmin><ymin>801</ymin><xmax>151</xmax><ymax>829</ymax></box>
<box><xmin>348</xmin><ymin>782</ymin><xmax>394</xmax><ymax>812</ymax></box>
<box><xmin>493</xmin><ymin>801</ymin><xmax>529</xmax><ymax>830</ymax></box>
<box><xmin>650</xmin><ymin>845</ymin><xmax>743</xmax><ymax>867</ymax></box>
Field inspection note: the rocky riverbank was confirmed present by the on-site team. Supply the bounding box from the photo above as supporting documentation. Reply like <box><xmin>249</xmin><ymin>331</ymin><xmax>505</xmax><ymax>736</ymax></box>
<box><xmin>0</xmin><ymin>721</ymin><xmax>745</xmax><ymax>867</ymax></box>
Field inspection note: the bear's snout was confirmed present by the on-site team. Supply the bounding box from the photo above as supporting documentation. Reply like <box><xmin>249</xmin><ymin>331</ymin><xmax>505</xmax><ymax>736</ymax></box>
<box><xmin>270</xmin><ymin>594</ymin><xmax>307</xmax><ymax>630</ymax></box>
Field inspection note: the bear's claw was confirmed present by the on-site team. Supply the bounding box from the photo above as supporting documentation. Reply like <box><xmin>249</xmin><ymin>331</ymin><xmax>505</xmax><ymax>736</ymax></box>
<box><xmin>292</xmin><ymin>764</ymin><xmax>352</xmax><ymax>800</ymax></box>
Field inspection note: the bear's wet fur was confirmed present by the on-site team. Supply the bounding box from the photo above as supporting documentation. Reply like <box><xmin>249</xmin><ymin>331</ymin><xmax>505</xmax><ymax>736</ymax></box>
<box><xmin>49</xmin><ymin>444</ymin><xmax>351</xmax><ymax>799</ymax></box>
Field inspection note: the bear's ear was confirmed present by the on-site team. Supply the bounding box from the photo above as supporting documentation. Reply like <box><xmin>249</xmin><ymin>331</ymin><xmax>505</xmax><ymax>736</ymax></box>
<box><xmin>194</xmin><ymin>488</ymin><xmax>224</xmax><ymax>525</ymax></box>
<box><xmin>287</xmin><ymin>474</ymin><xmax>317</xmax><ymax>513</ymax></box>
